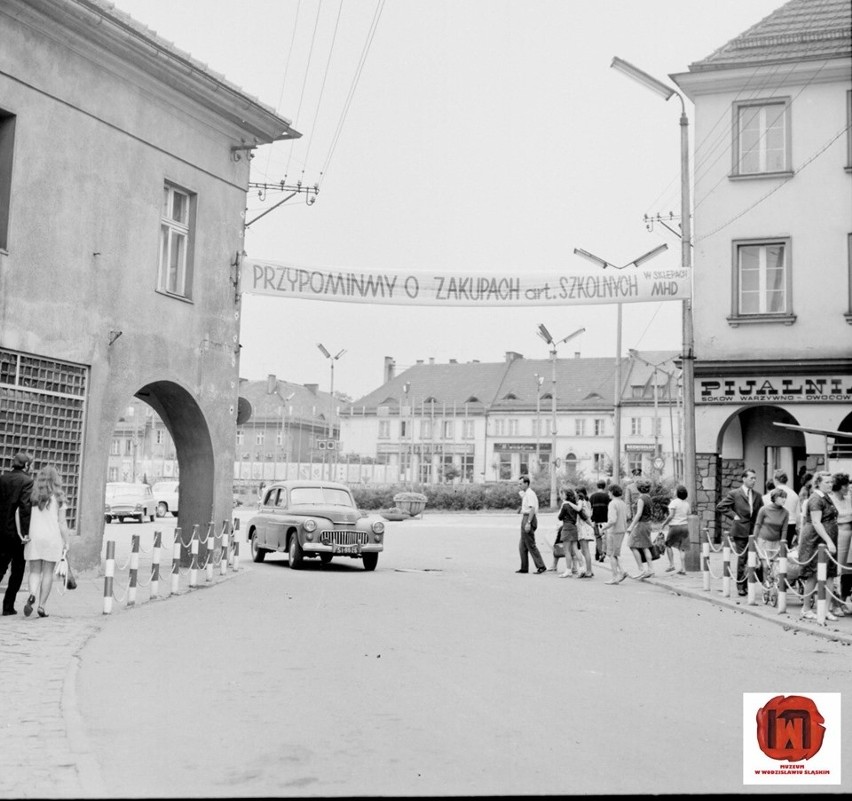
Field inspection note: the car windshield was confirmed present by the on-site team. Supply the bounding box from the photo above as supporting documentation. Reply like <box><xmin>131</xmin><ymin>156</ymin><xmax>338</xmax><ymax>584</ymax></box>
<box><xmin>290</xmin><ymin>487</ymin><xmax>355</xmax><ymax>507</ymax></box>
<box><xmin>106</xmin><ymin>484</ymin><xmax>147</xmax><ymax>499</ymax></box>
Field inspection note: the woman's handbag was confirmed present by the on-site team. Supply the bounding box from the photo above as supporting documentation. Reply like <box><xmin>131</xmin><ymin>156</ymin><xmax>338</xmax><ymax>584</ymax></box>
<box><xmin>55</xmin><ymin>552</ymin><xmax>77</xmax><ymax>590</ymax></box>
<box><xmin>553</xmin><ymin>534</ymin><xmax>565</xmax><ymax>557</ymax></box>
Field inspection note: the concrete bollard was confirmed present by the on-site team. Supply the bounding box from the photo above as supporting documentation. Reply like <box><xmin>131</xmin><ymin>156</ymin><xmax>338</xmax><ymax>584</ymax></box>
<box><xmin>205</xmin><ymin>521</ymin><xmax>215</xmax><ymax>583</ymax></box>
<box><xmin>127</xmin><ymin>533</ymin><xmax>140</xmax><ymax>606</ymax></box>
<box><xmin>103</xmin><ymin>538</ymin><xmax>115</xmax><ymax>615</ymax></box>
<box><xmin>701</xmin><ymin>538</ymin><xmax>710</xmax><ymax>591</ymax></box>
<box><xmin>777</xmin><ymin>542</ymin><xmax>787</xmax><ymax>614</ymax></box>
<box><xmin>721</xmin><ymin>539</ymin><xmax>731</xmax><ymax>598</ymax></box>
<box><xmin>189</xmin><ymin>524</ymin><xmax>200</xmax><ymax>588</ymax></box>
<box><xmin>232</xmin><ymin>518</ymin><xmax>240</xmax><ymax>571</ymax></box>
<box><xmin>746</xmin><ymin>535</ymin><xmax>757</xmax><ymax>606</ymax></box>
<box><xmin>816</xmin><ymin>544</ymin><xmax>827</xmax><ymax>625</ymax></box>
<box><xmin>220</xmin><ymin>521</ymin><xmax>229</xmax><ymax>576</ymax></box>
<box><xmin>171</xmin><ymin>528</ymin><xmax>182</xmax><ymax>596</ymax></box>
<box><xmin>151</xmin><ymin>530</ymin><xmax>162</xmax><ymax>599</ymax></box>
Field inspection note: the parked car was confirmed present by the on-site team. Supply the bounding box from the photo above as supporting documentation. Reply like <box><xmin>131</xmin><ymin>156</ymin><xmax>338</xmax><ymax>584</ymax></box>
<box><xmin>104</xmin><ymin>482</ymin><xmax>157</xmax><ymax>523</ymax></box>
<box><xmin>246</xmin><ymin>480</ymin><xmax>385</xmax><ymax>571</ymax></box>
<box><xmin>152</xmin><ymin>480</ymin><xmax>179</xmax><ymax>517</ymax></box>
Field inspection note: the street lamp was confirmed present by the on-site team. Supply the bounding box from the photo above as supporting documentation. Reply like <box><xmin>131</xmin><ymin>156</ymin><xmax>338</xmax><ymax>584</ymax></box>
<box><xmin>611</xmin><ymin>56</ymin><xmax>695</xmax><ymax>515</ymax></box>
<box><xmin>535</xmin><ymin>324</ymin><xmax>586</xmax><ymax>509</ymax></box>
<box><xmin>533</xmin><ymin>373</ymin><xmax>544</xmax><ymax>474</ymax></box>
<box><xmin>573</xmin><ymin>243</ymin><xmax>669</xmax><ymax>483</ymax></box>
<box><xmin>317</xmin><ymin>343</ymin><xmax>346</xmax><ymax>480</ymax></box>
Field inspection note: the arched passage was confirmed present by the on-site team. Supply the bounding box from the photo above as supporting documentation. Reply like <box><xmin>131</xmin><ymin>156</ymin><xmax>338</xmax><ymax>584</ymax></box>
<box><xmin>134</xmin><ymin>381</ymin><xmax>215</xmax><ymax>537</ymax></box>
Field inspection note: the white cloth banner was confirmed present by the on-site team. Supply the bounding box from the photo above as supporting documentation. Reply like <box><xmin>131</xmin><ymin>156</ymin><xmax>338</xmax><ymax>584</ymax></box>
<box><xmin>241</xmin><ymin>257</ymin><xmax>691</xmax><ymax>307</ymax></box>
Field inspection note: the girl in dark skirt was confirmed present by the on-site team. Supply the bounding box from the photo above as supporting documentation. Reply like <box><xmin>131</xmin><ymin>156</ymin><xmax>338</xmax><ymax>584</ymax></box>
<box><xmin>557</xmin><ymin>488</ymin><xmax>583</xmax><ymax>578</ymax></box>
<box><xmin>625</xmin><ymin>480</ymin><xmax>655</xmax><ymax>579</ymax></box>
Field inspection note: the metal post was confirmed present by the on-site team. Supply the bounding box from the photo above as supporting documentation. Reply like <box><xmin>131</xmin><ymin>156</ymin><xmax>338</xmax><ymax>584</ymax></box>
<box><xmin>613</xmin><ymin>303</ymin><xmax>622</xmax><ymax>482</ymax></box>
<box><xmin>550</xmin><ymin>343</ymin><xmax>558</xmax><ymax>510</ymax></box>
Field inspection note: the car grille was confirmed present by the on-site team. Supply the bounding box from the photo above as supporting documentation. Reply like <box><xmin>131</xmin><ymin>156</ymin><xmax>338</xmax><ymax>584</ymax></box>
<box><xmin>321</xmin><ymin>530</ymin><xmax>369</xmax><ymax>546</ymax></box>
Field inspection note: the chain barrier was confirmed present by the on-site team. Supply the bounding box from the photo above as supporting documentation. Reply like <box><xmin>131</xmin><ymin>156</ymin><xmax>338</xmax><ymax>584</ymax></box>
<box><xmin>699</xmin><ymin>531</ymin><xmax>841</xmax><ymax>626</ymax></box>
<box><xmin>102</xmin><ymin>518</ymin><xmax>242</xmax><ymax>615</ymax></box>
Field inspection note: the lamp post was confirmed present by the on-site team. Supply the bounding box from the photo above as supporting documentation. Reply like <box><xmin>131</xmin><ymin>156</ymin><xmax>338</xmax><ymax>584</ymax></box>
<box><xmin>535</xmin><ymin>324</ymin><xmax>586</xmax><ymax>509</ymax></box>
<box><xmin>534</xmin><ymin>373</ymin><xmax>543</xmax><ymax>475</ymax></box>
<box><xmin>611</xmin><ymin>55</ymin><xmax>696</xmax><ymax>517</ymax></box>
<box><xmin>317</xmin><ymin>343</ymin><xmax>346</xmax><ymax>480</ymax></box>
<box><xmin>573</xmin><ymin>244</ymin><xmax>668</xmax><ymax>483</ymax></box>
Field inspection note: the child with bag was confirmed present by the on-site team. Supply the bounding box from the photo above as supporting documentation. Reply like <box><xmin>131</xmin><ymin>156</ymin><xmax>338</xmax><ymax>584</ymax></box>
<box><xmin>23</xmin><ymin>465</ymin><xmax>71</xmax><ymax>618</ymax></box>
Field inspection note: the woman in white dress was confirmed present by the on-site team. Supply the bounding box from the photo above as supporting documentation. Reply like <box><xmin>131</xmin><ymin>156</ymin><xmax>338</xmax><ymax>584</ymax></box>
<box><xmin>23</xmin><ymin>465</ymin><xmax>70</xmax><ymax>618</ymax></box>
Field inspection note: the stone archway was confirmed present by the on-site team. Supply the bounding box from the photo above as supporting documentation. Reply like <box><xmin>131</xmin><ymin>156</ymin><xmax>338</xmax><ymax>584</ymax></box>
<box><xmin>135</xmin><ymin>381</ymin><xmax>215</xmax><ymax>542</ymax></box>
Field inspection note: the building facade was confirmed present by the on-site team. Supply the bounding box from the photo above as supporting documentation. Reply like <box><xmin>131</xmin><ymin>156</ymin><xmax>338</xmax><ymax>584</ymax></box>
<box><xmin>0</xmin><ymin>0</ymin><xmax>298</xmax><ymax>566</ymax></box>
<box><xmin>340</xmin><ymin>351</ymin><xmax>683</xmax><ymax>489</ymax></box>
<box><xmin>673</xmin><ymin>0</ymin><xmax>852</xmax><ymax>535</ymax></box>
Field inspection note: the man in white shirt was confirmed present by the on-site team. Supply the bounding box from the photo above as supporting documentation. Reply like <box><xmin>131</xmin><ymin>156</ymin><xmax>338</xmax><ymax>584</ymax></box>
<box><xmin>772</xmin><ymin>470</ymin><xmax>800</xmax><ymax>547</ymax></box>
<box><xmin>517</xmin><ymin>475</ymin><xmax>546</xmax><ymax>574</ymax></box>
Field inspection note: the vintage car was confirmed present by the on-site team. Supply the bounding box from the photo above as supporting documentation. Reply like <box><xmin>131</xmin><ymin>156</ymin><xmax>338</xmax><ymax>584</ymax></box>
<box><xmin>104</xmin><ymin>482</ymin><xmax>157</xmax><ymax>523</ymax></box>
<box><xmin>246</xmin><ymin>480</ymin><xmax>385</xmax><ymax>570</ymax></box>
<box><xmin>152</xmin><ymin>480</ymin><xmax>179</xmax><ymax>517</ymax></box>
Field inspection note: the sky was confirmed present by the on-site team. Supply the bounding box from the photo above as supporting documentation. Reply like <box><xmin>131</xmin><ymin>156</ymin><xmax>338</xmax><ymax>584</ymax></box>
<box><xmin>114</xmin><ymin>0</ymin><xmax>783</xmax><ymax>400</ymax></box>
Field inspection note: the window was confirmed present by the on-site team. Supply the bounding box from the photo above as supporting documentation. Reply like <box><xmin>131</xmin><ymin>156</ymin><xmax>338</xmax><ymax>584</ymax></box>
<box><xmin>236</xmin><ymin>430</ymin><xmax>244</xmax><ymax>445</ymax></box>
<box><xmin>443</xmin><ymin>420</ymin><xmax>455</xmax><ymax>439</ymax></box>
<box><xmin>506</xmin><ymin>419</ymin><xmax>518</xmax><ymax>436</ymax></box>
<box><xmin>111</xmin><ymin>439</ymin><xmax>120</xmax><ymax>456</ymax></box>
<box><xmin>255</xmin><ymin>431</ymin><xmax>264</xmax><ymax>445</ymax></box>
<box><xmin>729</xmin><ymin>238</ymin><xmax>794</xmax><ymax>324</ymax></box>
<box><xmin>498</xmin><ymin>452</ymin><xmax>512</xmax><ymax>480</ymax></box>
<box><xmin>594</xmin><ymin>418</ymin><xmax>605</xmax><ymax>436</ymax></box>
<box><xmin>400</xmin><ymin>420</ymin><xmax>410</xmax><ymax>439</ymax></box>
<box><xmin>461</xmin><ymin>453</ymin><xmax>474</xmax><ymax>481</ymax></box>
<box><xmin>575</xmin><ymin>419</ymin><xmax>586</xmax><ymax>437</ymax></box>
<box><xmin>421</xmin><ymin>419</ymin><xmax>433</xmax><ymax>439</ymax></box>
<box><xmin>276</xmin><ymin>431</ymin><xmax>283</xmax><ymax>446</ymax></box>
<box><xmin>377</xmin><ymin>420</ymin><xmax>390</xmax><ymax>439</ymax></box>
<box><xmin>494</xmin><ymin>419</ymin><xmax>505</xmax><ymax>436</ymax></box>
<box><xmin>593</xmin><ymin>453</ymin><xmax>608</xmax><ymax>473</ymax></box>
<box><xmin>732</xmin><ymin>99</ymin><xmax>790</xmax><ymax>176</ymax></box>
<box><xmin>0</xmin><ymin>110</ymin><xmax>14</xmax><ymax>251</ymax></box>
<box><xmin>630</xmin><ymin>417</ymin><xmax>642</xmax><ymax>436</ymax></box>
<box><xmin>124</xmin><ymin>439</ymin><xmax>133</xmax><ymax>455</ymax></box>
<box><xmin>627</xmin><ymin>453</ymin><xmax>643</xmax><ymax>476</ymax></box>
<box><xmin>462</xmin><ymin>420</ymin><xmax>475</xmax><ymax>439</ymax></box>
<box><xmin>158</xmin><ymin>182</ymin><xmax>195</xmax><ymax>299</ymax></box>
<box><xmin>155</xmin><ymin>430</ymin><xmax>164</xmax><ymax>445</ymax></box>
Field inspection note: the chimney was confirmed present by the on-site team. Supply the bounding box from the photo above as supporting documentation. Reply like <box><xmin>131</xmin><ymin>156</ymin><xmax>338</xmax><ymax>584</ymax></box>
<box><xmin>429</xmin><ymin>357</ymin><xmax>435</xmax><ymax>365</ymax></box>
<box><xmin>505</xmin><ymin>351</ymin><xmax>523</xmax><ymax>363</ymax></box>
<box><xmin>449</xmin><ymin>359</ymin><xmax>457</xmax><ymax>364</ymax></box>
<box><xmin>266</xmin><ymin>374</ymin><xmax>277</xmax><ymax>393</ymax></box>
<box><xmin>416</xmin><ymin>359</ymin><xmax>424</xmax><ymax>365</ymax></box>
<box><xmin>304</xmin><ymin>383</ymin><xmax>319</xmax><ymax>395</ymax></box>
<box><xmin>574</xmin><ymin>352</ymin><xmax>581</xmax><ymax>359</ymax></box>
<box><xmin>383</xmin><ymin>356</ymin><xmax>395</xmax><ymax>384</ymax></box>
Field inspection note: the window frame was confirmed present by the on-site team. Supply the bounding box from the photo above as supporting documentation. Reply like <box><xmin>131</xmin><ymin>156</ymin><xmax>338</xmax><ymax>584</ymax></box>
<box><xmin>0</xmin><ymin>109</ymin><xmax>15</xmax><ymax>252</ymax></box>
<box><xmin>157</xmin><ymin>181</ymin><xmax>196</xmax><ymax>301</ymax></box>
<box><xmin>846</xmin><ymin>233</ymin><xmax>852</xmax><ymax>325</ymax></box>
<box><xmin>731</xmin><ymin>97</ymin><xmax>792</xmax><ymax>178</ymax></box>
<box><xmin>574</xmin><ymin>419</ymin><xmax>586</xmax><ymax>437</ymax></box>
<box><xmin>630</xmin><ymin>417</ymin><xmax>642</xmax><ymax>437</ymax></box>
<box><xmin>727</xmin><ymin>236</ymin><xmax>796</xmax><ymax>326</ymax></box>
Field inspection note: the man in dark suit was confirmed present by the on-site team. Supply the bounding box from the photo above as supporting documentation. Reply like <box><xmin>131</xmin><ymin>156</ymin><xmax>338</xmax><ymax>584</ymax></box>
<box><xmin>716</xmin><ymin>468</ymin><xmax>763</xmax><ymax>596</ymax></box>
<box><xmin>0</xmin><ymin>451</ymin><xmax>34</xmax><ymax>615</ymax></box>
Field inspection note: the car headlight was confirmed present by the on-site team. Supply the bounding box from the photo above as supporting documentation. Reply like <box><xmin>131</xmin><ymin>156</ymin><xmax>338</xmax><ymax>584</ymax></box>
<box><xmin>371</xmin><ymin>520</ymin><xmax>385</xmax><ymax>535</ymax></box>
<box><xmin>303</xmin><ymin>519</ymin><xmax>317</xmax><ymax>533</ymax></box>
<box><xmin>104</xmin><ymin>505</ymin><xmax>111</xmax><ymax>513</ymax></box>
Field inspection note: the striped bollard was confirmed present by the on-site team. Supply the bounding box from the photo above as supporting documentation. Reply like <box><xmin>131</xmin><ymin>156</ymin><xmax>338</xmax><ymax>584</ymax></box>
<box><xmin>721</xmin><ymin>539</ymin><xmax>732</xmax><ymax>598</ymax></box>
<box><xmin>746</xmin><ymin>536</ymin><xmax>757</xmax><ymax>605</ymax></box>
<box><xmin>232</xmin><ymin>518</ymin><xmax>240</xmax><ymax>571</ymax></box>
<box><xmin>171</xmin><ymin>528</ymin><xmax>182</xmax><ymax>595</ymax></box>
<box><xmin>816</xmin><ymin>544</ymin><xmax>827</xmax><ymax>625</ymax></box>
<box><xmin>220</xmin><ymin>521</ymin><xmax>229</xmax><ymax>576</ymax></box>
<box><xmin>151</xmin><ymin>530</ymin><xmax>162</xmax><ymax>599</ymax></box>
<box><xmin>205</xmin><ymin>522</ymin><xmax>215</xmax><ymax>583</ymax></box>
<box><xmin>103</xmin><ymin>538</ymin><xmax>115</xmax><ymax>615</ymax></box>
<box><xmin>777</xmin><ymin>542</ymin><xmax>787</xmax><ymax>614</ymax></box>
<box><xmin>189</xmin><ymin>524</ymin><xmax>200</xmax><ymax>588</ymax></box>
<box><xmin>127</xmin><ymin>533</ymin><xmax>140</xmax><ymax>606</ymax></box>
<box><xmin>701</xmin><ymin>538</ymin><xmax>710</xmax><ymax>591</ymax></box>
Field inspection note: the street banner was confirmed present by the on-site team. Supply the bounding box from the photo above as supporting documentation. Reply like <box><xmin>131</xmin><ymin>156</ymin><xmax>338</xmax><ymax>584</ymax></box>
<box><xmin>240</xmin><ymin>257</ymin><xmax>691</xmax><ymax>307</ymax></box>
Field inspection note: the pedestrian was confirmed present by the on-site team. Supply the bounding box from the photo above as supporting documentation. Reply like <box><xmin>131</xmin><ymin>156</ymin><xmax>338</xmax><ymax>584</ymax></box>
<box><xmin>716</xmin><ymin>468</ymin><xmax>763</xmax><ymax>596</ymax></box>
<box><xmin>516</xmin><ymin>475</ymin><xmax>546</xmax><ymax>574</ymax></box>
<box><xmin>575</xmin><ymin>487</ymin><xmax>595</xmax><ymax>578</ymax></box>
<box><xmin>828</xmin><ymin>473</ymin><xmax>851</xmax><ymax>612</ymax></box>
<box><xmin>761</xmin><ymin>480</ymin><xmax>775</xmax><ymax>508</ymax></box>
<box><xmin>796</xmin><ymin>472</ymin><xmax>814</xmax><ymax>534</ymax></box>
<box><xmin>23</xmin><ymin>465</ymin><xmax>70</xmax><ymax>618</ymax></box>
<box><xmin>625</xmin><ymin>479</ymin><xmax>656</xmax><ymax>579</ymax></box>
<box><xmin>623</xmin><ymin>468</ymin><xmax>643</xmax><ymax>519</ymax></box>
<box><xmin>589</xmin><ymin>479</ymin><xmax>610</xmax><ymax>563</ymax></box>
<box><xmin>600</xmin><ymin>484</ymin><xmax>628</xmax><ymax>585</ymax></box>
<box><xmin>556</xmin><ymin>487</ymin><xmax>583</xmax><ymax>578</ymax></box>
<box><xmin>0</xmin><ymin>451</ymin><xmax>34</xmax><ymax>616</ymax></box>
<box><xmin>772</xmin><ymin>470</ymin><xmax>800</xmax><ymax>548</ymax></box>
<box><xmin>797</xmin><ymin>471</ymin><xmax>839</xmax><ymax>621</ymax></box>
<box><xmin>752</xmin><ymin>487</ymin><xmax>789</xmax><ymax>583</ymax></box>
<box><xmin>659</xmin><ymin>484</ymin><xmax>690</xmax><ymax>574</ymax></box>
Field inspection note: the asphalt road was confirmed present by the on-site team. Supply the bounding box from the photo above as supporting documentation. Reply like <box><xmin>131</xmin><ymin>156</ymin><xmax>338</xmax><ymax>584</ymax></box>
<box><xmin>76</xmin><ymin>511</ymin><xmax>849</xmax><ymax>797</ymax></box>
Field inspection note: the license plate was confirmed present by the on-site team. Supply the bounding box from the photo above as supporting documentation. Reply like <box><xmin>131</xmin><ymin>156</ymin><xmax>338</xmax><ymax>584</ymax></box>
<box><xmin>333</xmin><ymin>544</ymin><xmax>360</xmax><ymax>554</ymax></box>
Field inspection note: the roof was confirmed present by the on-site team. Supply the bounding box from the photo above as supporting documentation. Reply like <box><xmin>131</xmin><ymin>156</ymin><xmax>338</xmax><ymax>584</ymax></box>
<box><xmin>346</xmin><ymin>351</ymin><xmax>681</xmax><ymax>414</ymax></box>
<box><xmin>689</xmin><ymin>0</ymin><xmax>852</xmax><ymax>70</ymax></box>
<box><xmin>238</xmin><ymin>379</ymin><xmax>334</xmax><ymax>426</ymax></box>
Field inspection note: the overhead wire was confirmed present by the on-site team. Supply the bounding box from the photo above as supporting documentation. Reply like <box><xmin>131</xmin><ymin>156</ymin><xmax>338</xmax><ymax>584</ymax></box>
<box><xmin>317</xmin><ymin>0</ymin><xmax>385</xmax><ymax>189</ymax></box>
